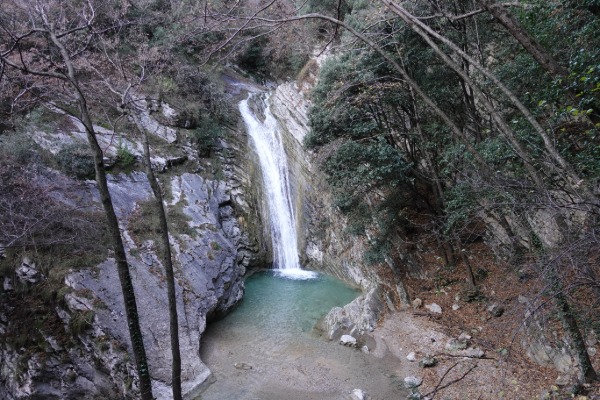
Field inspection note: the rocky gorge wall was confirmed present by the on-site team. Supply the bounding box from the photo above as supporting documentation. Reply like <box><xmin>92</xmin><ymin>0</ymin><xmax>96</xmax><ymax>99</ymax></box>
<box><xmin>0</xmin><ymin>86</ymin><xmax>268</xmax><ymax>399</ymax></box>
<box><xmin>267</xmin><ymin>80</ymin><xmax>413</xmax><ymax>338</ymax></box>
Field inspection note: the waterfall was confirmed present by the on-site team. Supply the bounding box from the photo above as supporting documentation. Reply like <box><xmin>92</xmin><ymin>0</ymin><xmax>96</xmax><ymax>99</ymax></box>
<box><xmin>239</xmin><ymin>93</ymin><xmax>316</xmax><ymax>280</ymax></box>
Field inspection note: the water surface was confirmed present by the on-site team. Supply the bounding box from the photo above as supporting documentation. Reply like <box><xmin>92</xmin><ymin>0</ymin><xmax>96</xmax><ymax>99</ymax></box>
<box><xmin>199</xmin><ymin>271</ymin><xmax>407</xmax><ymax>400</ymax></box>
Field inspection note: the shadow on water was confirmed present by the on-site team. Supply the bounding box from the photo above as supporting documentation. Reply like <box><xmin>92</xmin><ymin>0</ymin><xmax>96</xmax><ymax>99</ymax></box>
<box><xmin>198</xmin><ymin>271</ymin><xmax>408</xmax><ymax>400</ymax></box>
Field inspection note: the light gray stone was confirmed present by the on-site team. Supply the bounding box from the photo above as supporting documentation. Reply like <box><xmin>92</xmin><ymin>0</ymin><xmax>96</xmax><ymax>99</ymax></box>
<box><xmin>404</xmin><ymin>376</ymin><xmax>423</xmax><ymax>388</ymax></box>
<box><xmin>445</xmin><ymin>338</ymin><xmax>468</xmax><ymax>352</ymax></box>
<box><xmin>3</xmin><ymin>277</ymin><xmax>13</xmax><ymax>292</ymax></box>
<box><xmin>425</xmin><ymin>303</ymin><xmax>442</xmax><ymax>314</ymax></box>
<box><xmin>487</xmin><ymin>303</ymin><xmax>505</xmax><ymax>317</ymax></box>
<box><xmin>16</xmin><ymin>258</ymin><xmax>43</xmax><ymax>284</ymax></box>
<box><xmin>412</xmin><ymin>298</ymin><xmax>423</xmax><ymax>309</ymax></box>
<box><xmin>323</xmin><ymin>287</ymin><xmax>385</xmax><ymax>339</ymax></box>
<box><xmin>234</xmin><ymin>362</ymin><xmax>253</xmax><ymax>370</ymax></box>
<box><xmin>340</xmin><ymin>335</ymin><xmax>358</xmax><ymax>347</ymax></box>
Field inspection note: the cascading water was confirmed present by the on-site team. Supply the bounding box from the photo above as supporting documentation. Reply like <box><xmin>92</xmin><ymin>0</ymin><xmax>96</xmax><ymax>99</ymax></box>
<box><xmin>239</xmin><ymin>93</ymin><xmax>316</xmax><ymax>280</ymax></box>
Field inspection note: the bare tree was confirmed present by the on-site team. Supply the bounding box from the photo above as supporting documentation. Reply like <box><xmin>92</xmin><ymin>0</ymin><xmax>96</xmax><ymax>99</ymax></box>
<box><xmin>0</xmin><ymin>1</ymin><xmax>154</xmax><ymax>397</ymax></box>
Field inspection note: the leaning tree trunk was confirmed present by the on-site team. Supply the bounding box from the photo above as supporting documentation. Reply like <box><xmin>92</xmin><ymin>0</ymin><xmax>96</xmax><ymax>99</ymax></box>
<box><xmin>139</xmin><ymin>121</ymin><xmax>183</xmax><ymax>400</ymax></box>
<box><xmin>479</xmin><ymin>0</ymin><xmax>568</xmax><ymax>78</ymax></box>
<box><xmin>48</xmin><ymin>31</ymin><xmax>154</xmax><ymax>400</ymax></box>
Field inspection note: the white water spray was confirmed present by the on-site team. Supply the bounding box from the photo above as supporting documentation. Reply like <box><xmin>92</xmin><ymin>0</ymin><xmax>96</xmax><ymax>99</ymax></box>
<box><xmin>239</xmin><ymin>94</ymin><xmax>316</xmax><ymax>280</ymax></box>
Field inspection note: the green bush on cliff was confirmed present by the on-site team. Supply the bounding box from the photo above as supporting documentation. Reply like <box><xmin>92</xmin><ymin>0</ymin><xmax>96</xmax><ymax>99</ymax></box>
<box><xmin>56</xmin><ymin>143</ymin><xmax>95</xmax><ymax>180</ymax></box>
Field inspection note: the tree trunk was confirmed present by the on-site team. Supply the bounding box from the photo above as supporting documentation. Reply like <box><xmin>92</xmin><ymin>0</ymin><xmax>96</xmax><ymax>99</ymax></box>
<box><xmin>480</xmin><ymin>0</ymin><xmax>569</xmax><ymax>78</ymax></box>
<box><xmin>48</xmin><ymin>30</ymin><xmax>154</xmax><ymax>400</ymax></box>
<box><xmin>550</xmin><ymin>267</ymin><xmax>598</xmax><ymax>383</ymax></box>
<box><xmin>384</xmin><ymin>1</ymin><xmax>587</xmax><ymax>192</ymax></box>
<box><xmin>139</xmin><ymin>121</ymin><xmax>183</xmax><ymax>400</ymax></box>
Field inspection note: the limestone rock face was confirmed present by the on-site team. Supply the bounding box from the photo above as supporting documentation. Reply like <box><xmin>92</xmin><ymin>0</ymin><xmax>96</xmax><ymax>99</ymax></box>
<box><xmin>1</xmin><ymin>90</ymin><xmax>265</xmax><ymax>399</ymax></box>
<box><xmin>322</xmin><ymin>287</ymin><xmax>385</xmax><ymax>339</ymax></box>
<box><xmin>267</xmin><ymin>78</ymin><xmax>417</xmax><ymax>338</ymax></box>
<box><xmin>269</xmin><ymin>82</ymin><xmax>373</xmax><ymax>289</ymax></box>
<box><xmin>0</xmin><ymin>170</ymin><xmax>254</xmax><ymax>399</ymax></box>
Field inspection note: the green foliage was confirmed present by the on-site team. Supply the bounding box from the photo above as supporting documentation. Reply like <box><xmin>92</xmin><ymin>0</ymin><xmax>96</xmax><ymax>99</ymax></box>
<box><xmin>190</xmin><ymin>114</ymin><xmax>224</xmax><ymax>158</ymax></box>
<box><xmin>128</xmin><ymin>200</ymin><xmax>163</xmax><ymax>250</ymax></box>
<box><xmin>116</xmin><ymin>142</ymin><xmax>137</xmax><ymax>169</ymax></box>
<box><xmin>236</xmin><ymin>38</ymin><xmax>269</xmax><ymax>79</ymax></box>
<box><xmin>444</xmin><ymin>183</ymin><xmax>479</xmax><ymax>234</ymax></box>
<box><xmin>69</xmin><ymin>310</ymin><xmax>95</xmax><ymax>335</ymax></box>
<box><xmin>325</xmin><ymin>139</ymin><xmax>410</xmax><ymax>194</ymax></box>
<box><xmin>24</xmin><ymin>108</ymin><xmax>58</xmax><ymax>132</ymax></box>
<box><xmin>0</xmin><ymin>133</ymin><xmax>37</xmax><ymax>164</ymax></box>
<box><xmin>128</xmin><ymin>199</ymin><xmax>196</xmax><ymax>253</ymax></box>
<box><xmin>56</xmin><ymin>143</ymin><xmax>95</xmax><ymax>180</ymax></box>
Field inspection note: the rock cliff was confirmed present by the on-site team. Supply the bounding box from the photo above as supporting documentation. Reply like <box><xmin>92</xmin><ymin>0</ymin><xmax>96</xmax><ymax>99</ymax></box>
<box><xmin>0</xmin><ymin>86</ymin><xmax>266</xmax><ymax>399</ymax></box>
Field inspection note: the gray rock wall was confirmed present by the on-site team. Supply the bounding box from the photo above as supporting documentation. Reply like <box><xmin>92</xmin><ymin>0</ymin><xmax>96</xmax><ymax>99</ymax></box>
<box><xmin>0</xmin><ymin>94</ymin><xmax>267</xmax><ymax>399</ymax></box>
<box><xmin>269</xmin><ymin>82</ymin><xmax>372</xmax><ymax>290</ymax></box>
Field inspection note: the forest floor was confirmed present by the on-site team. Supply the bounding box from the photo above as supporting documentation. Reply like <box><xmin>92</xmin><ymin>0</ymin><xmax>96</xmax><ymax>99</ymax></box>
<box><xmin>371</xmin><ymin>241</ymin><xmax>600</xmax><ymax>400</ymax></box>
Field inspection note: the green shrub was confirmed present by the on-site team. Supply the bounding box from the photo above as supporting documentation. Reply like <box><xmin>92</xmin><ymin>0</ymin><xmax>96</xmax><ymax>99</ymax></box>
<box><xmin>190</xmin><ymin>114</ymin><xmax>223</xmax><ymax>157</ymax></box>
<box><xmin>56</xmin><ymin>143</ymin><xmax>95</xmax><ymax>180</ymax></box>
<box><xmin>116</xmin><ymin>142</ymin><xmax>136</xmax><ymax>169</ymax></box>
<box><xmin>0</xmin><ymin>133</ymin><xmax>36</xmax><ymax>164</ymax></box>
<box><xmin>69</xmin><ymin>310</ymin><xmax>95</xmax><ymax>335</ymax></box>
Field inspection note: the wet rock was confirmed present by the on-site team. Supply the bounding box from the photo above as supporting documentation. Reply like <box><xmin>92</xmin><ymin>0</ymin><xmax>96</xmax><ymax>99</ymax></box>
<box><xmin>425</xmin><ymin>303</ymin><xmax>442</xmax><ymax>314</ymax></box>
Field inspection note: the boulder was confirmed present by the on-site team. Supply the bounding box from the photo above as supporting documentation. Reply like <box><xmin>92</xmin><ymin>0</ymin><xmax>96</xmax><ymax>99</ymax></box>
<box><xmin>323</xmin><ymin>287</ymin><xmax>384</xmax><ymax>339</ymax></box>
<box><xmin>340</xmin><ymin>335</ymin><xmax>358</xmax><ymax>347</ymax></box>
<box><xmin>16</xmin><ymin>258</ymin><xmax>43</xmax><ymax>284</ymax></box>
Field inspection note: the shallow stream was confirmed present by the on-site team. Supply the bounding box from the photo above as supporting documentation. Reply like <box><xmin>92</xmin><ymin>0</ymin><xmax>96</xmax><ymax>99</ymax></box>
<box><xmin>198</xmin><ymin>271</ymin><xmax>408</xmax><ymax>400</ymax></box>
